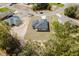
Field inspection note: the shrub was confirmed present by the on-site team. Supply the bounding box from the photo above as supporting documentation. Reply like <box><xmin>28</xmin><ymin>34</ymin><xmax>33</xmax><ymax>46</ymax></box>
<box><xmin>18</xmin><ymin>40</ymin><xmax>46</xmax><ymax>56</ymax></box>
<box><xmin>0</xmin><ymin>22</ymin><xmax>21</xmax><ymax>55</ymax></box>
<box><xmin>32</xmin><ymin>3</ymin><xmax>51</xmax><ymax>11</ymax></box>
<box><xmin>45</xmin><ymin>21</ymin><xmax>79</xmax><ymax>56</ymax></box>
<box><xmin>64</xmin><ymin>5</ymin><xmax>77</xmax><ymax>18</ymax></box>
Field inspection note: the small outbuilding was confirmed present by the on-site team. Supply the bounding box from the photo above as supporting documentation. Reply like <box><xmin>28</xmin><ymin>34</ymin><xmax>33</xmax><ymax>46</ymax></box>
<box><xmin>5</xmin><ymin>16</ymin><xmax>22</xmax><ymax>26</ymax></box>
<box><xmin>32</xmin><ymin>19</ymin><xmax>49</xmax><ymax>31</ymax></box>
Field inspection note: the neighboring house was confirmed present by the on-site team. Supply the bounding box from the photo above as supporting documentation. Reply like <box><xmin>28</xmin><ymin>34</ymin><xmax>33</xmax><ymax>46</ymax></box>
<box><xmin>9</xmin><ymin>3</ymin><xmax>17</xmax><ymax>6</ymax></box>
<box><xmin>5</xmin><ymin>16</ymin><xmax>22</xmax><ymax>26</ymax></box>
<box><xmin>32</xmin><ymin>19</ymin><xmax>49</xmax><ymax>31</ymax></box>
<box><xmin>0</xmin><ymin>11</ymin><xmax>14</xmax><ymax>20</ymax></box>
<box><xmin>56</xmin><ymin>13</ymin><xmax>70</xmax><ymax>24</ymax></box>
<box><xmin>56</xmin><ymin>13</ymin><xmax>79</xmax><ymax>26</ymax></box>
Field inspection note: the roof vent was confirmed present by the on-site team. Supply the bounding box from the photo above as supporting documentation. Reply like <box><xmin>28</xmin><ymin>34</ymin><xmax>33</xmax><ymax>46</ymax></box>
<box><xmin>41</xmin><ymin>15</ymin><xmax>46</xmax><ymax>19</ymax></box>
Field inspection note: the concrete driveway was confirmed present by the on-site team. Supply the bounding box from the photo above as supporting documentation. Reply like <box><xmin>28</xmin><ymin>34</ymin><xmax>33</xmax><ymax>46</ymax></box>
<box><xmin>11</xmin><ymin>16</ymin><xmax>30</xmax><ymax>45</ymax></box>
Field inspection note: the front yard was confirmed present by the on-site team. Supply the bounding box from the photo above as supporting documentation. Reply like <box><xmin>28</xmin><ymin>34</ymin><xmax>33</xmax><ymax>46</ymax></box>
<box><xmin>49</xmin><ymin>3</ymin><xmax>64</xmax><ymax>7</ymax></box>
<box><xmin>24</xmin><ymin>15</ymin><xmax>58</xmax><ymax>42</ymax></box>
<box><xmin>0</xmin><ymin>7</ymin><xmax>10</xmax><ymax>12</ymax></box>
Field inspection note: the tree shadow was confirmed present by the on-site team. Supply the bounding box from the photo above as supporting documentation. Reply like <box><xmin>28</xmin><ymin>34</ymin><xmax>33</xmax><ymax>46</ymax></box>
<box><xmin>5</xmin><ymin>34</ymin><xmax>22</xmax><ymax>56</ymax></box>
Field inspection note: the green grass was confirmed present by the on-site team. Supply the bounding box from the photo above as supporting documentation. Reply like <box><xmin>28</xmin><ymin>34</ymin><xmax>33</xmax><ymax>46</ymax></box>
<box><xmin>0</xmin><ymin>7</ymin><xmax>10</xmax><ymax>12</ymax></box>
<box><xmin>49</xmin><ymin>3</ymin><xmax>64</xmax><ymax>7</ymax></box>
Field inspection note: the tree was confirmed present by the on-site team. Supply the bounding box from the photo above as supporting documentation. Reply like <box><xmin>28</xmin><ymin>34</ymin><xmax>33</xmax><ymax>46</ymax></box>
<box><xmin>45</xmin><ymin>21</ymin><xmax>79</xmax><ymax>56</ymax></box>
<box><xmin>32</xmin><ymin>3</ymin><xmax>51</xmax><ymax>11</ymax></box>
<box><xmin>0</xmin><ymin>21</ymin><xmax>21</xmax><ymax>55</ymax></box>
<box><xmin>64</xmin><ymin>5</ymin><xmax>77</xmax><ymax>18</ymax></box>
<box><xmin>18</xmin><ymin>40</ymin><xmax>46</xmax><ymax>56</ymax></box>
<box><xmin>75</xmin><ymin>8</ymin><xmax>79</xmax><ymax>19</ymax></box>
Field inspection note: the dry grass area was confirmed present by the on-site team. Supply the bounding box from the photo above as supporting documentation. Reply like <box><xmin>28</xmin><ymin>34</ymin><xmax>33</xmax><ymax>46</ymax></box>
<box><xmin>25</xmin><ymin>15</ymin><xmax>58</xmax><ymax>42</ymax></box>
<box><xmin>0</xmin><ymin>49</ymin><xmax>6</xmax><ymax>56</ymax></box>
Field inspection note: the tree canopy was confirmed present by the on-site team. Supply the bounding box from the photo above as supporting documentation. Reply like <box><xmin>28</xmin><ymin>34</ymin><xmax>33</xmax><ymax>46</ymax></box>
<box><xmin>45</xmin><ymin>21</ymin><xmax>79</xmax><ymax>56</ymax></box>
<box><xmin>64</xmin><ymin>5</ymin><xmax>77</xmax><ymax>18</ymax></box>
<box><xmin>18</xmin><ymin>40</ymin><xmax>46</xmax><ymax>56</ymax></box>
<box><xmin>32</xmin><ymin>3</ymin><xmax>51</xmax><ymax>11</ymax></box>
<box><xmin>0</xmin><ymin>21</ymin><xmax>21</xmax><ymax>55</ymax></box>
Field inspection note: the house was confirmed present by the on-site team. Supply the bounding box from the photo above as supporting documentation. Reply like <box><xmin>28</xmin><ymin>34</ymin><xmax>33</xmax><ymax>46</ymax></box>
<box><xmin>9</xmin><ymin>3</ymin><xmax>17</xmax><ymax>6</ymax></box>
<box><xmin>5</xmin><ymin>16</ymin><xmax>22</xmax><ymax>26</ymax></box>
<box><xmin>0</xmin><ymin>11</ymin><xmax>14</xmax><ymax>20</ymax></box>
<box><xmin>32</xmin><ymin>19</ymin><xmax>49</xmax><ymax>31</ymax></box>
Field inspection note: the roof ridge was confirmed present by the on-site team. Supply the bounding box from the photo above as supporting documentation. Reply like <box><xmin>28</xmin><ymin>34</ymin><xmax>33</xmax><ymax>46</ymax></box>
<box><xmin>35</xmin><ymin>19</ymin><xmax>47</xmax><ymax>28</ymax></box>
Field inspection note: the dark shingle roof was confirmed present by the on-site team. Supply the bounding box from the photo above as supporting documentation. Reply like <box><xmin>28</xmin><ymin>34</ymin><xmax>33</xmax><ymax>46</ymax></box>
<box><xmin>32</xmin><ymin>19</ymin><xmax>48</xmax><ymax>30</ymax></box>
<box><xmin>32</xmin><ymin>20</ymin><xmax>39</xmax><ymax>27</ymax></box>
<box><xmin>5</xmin><ymin>16</ymin><xmax>22</xmax><ymax>26</ymax></box>
<box><xmin>35</xmin><ymin>19</ymin><xmax>48</xmax><ymax>29</ymax></box>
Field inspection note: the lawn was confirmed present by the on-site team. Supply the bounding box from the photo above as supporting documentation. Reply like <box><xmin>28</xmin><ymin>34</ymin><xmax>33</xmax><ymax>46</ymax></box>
<box><xmin>24</xmin><ymin>15</ymin><xmax>58</xmax><ymax>42</ymax></box>
<box><xmin>0</xmin><ymin>7</ymin><xmax>10</xmax><ymax>12</ymax></box>
<box><xmin>49</xmin><ymin>3</ymin><xmax>64</xmax><ymax>7</ymax></box>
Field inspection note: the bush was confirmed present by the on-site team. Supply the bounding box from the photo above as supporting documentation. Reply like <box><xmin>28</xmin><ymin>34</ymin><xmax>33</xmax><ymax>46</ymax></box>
<box><xmin>75</xmin><ymin>8</ymin><xmax>79</xmax><ymax>19</ymax></box>
<box><xmin>0</xmin><ymin>22</ymin><xmax>21</xmax><ymax>55</ymax></box>
<box><xmin>18</xmin><ymin>40</ymin><xmax>46</xmax><ymax>56</ymax></box>
<box><xmin>44</xmin><ymin>21</ymin><xmax>79</xmax><ymax>56</ymax></box>
<box><xmin>64</xmin><ymin>5</ymin><xmax>77</xmax><ymax>18</ymax></box>
<box><xmin>32</xmin><ymin>3</ymin><xmax>51</xmax><ymax>11</ymax></box>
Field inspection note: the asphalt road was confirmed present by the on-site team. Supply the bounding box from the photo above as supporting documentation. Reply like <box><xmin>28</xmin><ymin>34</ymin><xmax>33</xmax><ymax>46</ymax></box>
<box><xmin>0</xmin><ymin>3</ymin><xmax>68</xmax><ymax>17</ymax></box>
